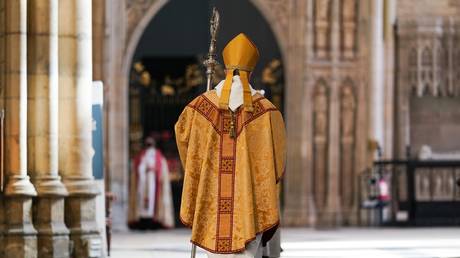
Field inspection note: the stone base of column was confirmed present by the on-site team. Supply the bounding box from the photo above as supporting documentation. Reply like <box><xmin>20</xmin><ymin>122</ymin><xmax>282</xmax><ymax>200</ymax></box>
<box><xmin>283</xmin><ymin>207</ymin><xmax>311</xmax><ymax>227</ymax></box>
<box><xmin>33</xmin><ymin>177</ymin><xmax>70</xmax><ymax>258</ymax></box>
<box><xmin>283</xmin><ymin>195</ymin><xmax>316</xmax><ymax>226</ymax></box>
<box><xmin>4</xmin><ymin>196</ymin><xmax>37</xmax><ymax>258</ymax></box>
<box><xmin>359</xmin><ymin>208</ymin><xmax>371</xmax><ymax>226</ymax></box>
<box><xmin>341</xmin><ymin>207</ymin><xmax>359</xmax><ymax>226</ymax></box>
<box><xmin>38</xmin><ymin>234</ymin><xmax>69</xmax><ymax>258</ymax></box>
<box><xmin>34</xmin><ymin>196</ymin><xmax>70</xmax><ymax>258</ymax></box>
<box><xmin>315</xmin><ymin>210</ymin><xmax>341</xmax><ymax>229</ymax></box>
<box><xmin>65</xmin><ymin>195</ymin><xmax>102</xmax><ymax>258</ymax></box>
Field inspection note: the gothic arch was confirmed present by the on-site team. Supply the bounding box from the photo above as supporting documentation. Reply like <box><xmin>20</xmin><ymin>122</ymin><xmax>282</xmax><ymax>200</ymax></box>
<box><xmin>123</xmin><ymin>0</ymin><xmax>169</xmax><ymax>83</ymax></box>
<box><xmin>340</xmin><ymin>77</ymin><xmax>356</xmax><ymax>98</ymax></box>
<box><xmin>421</xmin><ymin>46</ymin><xmax>432</xmax><ymax>66</ymax></box>
<box><xmin>114</xmin><ymin>0</ymin><xmax>290</xmax><ymax>228</ymax></box>
<box><xmin>248</xmin><ymin>0</ymin><xmax>289</xmax><ymax>57</ymax></box>
<box><xmin>123</xmin><ymin>0</ymin><xmax>289</xmax><ymax>79</ymax></box>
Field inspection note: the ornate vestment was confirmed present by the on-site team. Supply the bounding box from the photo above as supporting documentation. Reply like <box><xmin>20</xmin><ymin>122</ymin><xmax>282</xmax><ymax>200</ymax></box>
<box><xmin>175</xmin><ymin>90</ymin><xmax>286</xmax><ymax>254</ymax></box>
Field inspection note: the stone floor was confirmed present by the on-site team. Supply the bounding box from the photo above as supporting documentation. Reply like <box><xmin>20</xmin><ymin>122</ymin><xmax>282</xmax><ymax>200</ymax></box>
<box><xmin>110</xmin><ymin>227</ymin><xmax>460</xmax><ymax>258</ymax></box>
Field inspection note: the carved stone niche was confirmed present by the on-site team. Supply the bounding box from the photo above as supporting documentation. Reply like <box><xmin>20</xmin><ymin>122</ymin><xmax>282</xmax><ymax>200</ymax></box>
<box><xmin>339</xmin><ymin>79</ymin><xmax>356</xmax><ymax>225</ymax></box>
<box><xmin>420</xmin><ymin>45</ymin><xmax>433</xmax><ymax>96</ymax></box>
<box><xmin>313</xmin><ymin>79</ymin><xmax>330</xmax><ymax>213</ymax></box>
<box><xmin>396</xmin><ymin>17</ymin><xmax>460</xmax><ymax>157</ymax></box>
<box><xmin>340</xmin><ymin>0</ymin><xmax>358</xmax><ymax>59</ymax></box>
<box><xmin>398</xmin><ymin>17</ymin><xmax>460</xmax><ymax>98</ymax></box>
<box><xmin>314</xmin><ymin>0</ymin><xmax>332</xmax><ymax>59</ymax></box>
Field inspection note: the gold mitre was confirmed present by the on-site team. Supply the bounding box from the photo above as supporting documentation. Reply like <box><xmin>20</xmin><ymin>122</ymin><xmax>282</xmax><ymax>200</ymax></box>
<box><xmin>223</xmin><ymin>33</ymin><xmax>260</xmax><ymax>72</ymax></box>
<box><xmin>219</xmin><ymin>33</ymin><xmax>260</xmax><ymax>112</ymax></box>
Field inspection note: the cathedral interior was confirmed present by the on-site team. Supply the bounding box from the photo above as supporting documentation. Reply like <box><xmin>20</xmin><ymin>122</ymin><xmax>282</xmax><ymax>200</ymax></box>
<box><xmin>1</xmin><ymin>0</ymin><xmax>460</xmax><ymax>257</ymax></box>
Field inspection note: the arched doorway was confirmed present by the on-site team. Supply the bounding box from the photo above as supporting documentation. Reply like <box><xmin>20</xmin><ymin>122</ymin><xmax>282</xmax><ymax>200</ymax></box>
<box><xmin>123</xmin><ymin>0</ymin><xmax>286</xmax><ymax>229</ymax></box>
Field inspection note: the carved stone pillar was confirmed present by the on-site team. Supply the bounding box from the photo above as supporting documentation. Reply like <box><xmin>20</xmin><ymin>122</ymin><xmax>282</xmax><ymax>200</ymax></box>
<box><xmin>27</xmin><ymin>0</ymin><xmax>70</xmax><ymax>257</ymax></box>
<box><xmin>4</xmin><ymin>0</ymin><xmax>38</xmax><ymax>257</ymax></box>
<box><xmin>341</xmin><ymin>0</ymin><xmax>357</xmax><ymax>59</ymax></box>
<box><xmin>321</xmin><ymin>0</ymin><xmax>342</xmax><ymax>228</ymax></box>
<box><xmin>308</xmin><ymin>0</ymin><xmax>369</xmax><ymax>227</ymax></box>
<box><xmin>383</xmin><ymin>0</ymin><xmax>396</xmax><ymax>159</ymax></box>
<box><xmin>339</xmin><ymin>82</ymin><xmax>356</xmax><ymax>225</ymax></box>
<box><xmin>315</xmin><ymin>0</ymin><xmax>331</xmax><ymax>59</ymax></box>
<box><xmin>58</xmin><ymin>0</ymin><xmax>102</xmax><ymax>257</ymax></box>
<box><xmin>313</xmin><ymin>81</ymin><xmax>329</xmax><ymax>220</ymax></box>
<box><xmin>369</xmin><ymin>0</ymin><xmax>385</xmax><ymax>150</ymax></box>
<box><xmin>105</xmin><ymin>0</ymin><xmax>129</xmax><ymax>231</ymax></box>
<box><xmin>282</xmin><ymin>0</ymin><xmax>312</xmax><ymax>226</ymax></box>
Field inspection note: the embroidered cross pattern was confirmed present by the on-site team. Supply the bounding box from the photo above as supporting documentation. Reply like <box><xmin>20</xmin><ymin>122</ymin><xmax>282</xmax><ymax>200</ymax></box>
<box><xmin>219</xmin><ymin>199</ymin><xmax>232</xmax><ymax>213</ymax></box>
<box><xmin>222</xmin><ymin>117</ymin><xmax>232</xmax><ymax>133</ymax></box>
<box><xmin>217</xmin><ymin>239</ymin><xmax>231</xmax><ymax>252</ymax></box>
<box><xmin>197</xmin><ymin>99</ymin><xmax>212</xmax><ymax>114</ymax></box>
<box><xmin>221</xmin><ymin>159</ymin><xmax>234</xmax><ymax>173</ymax></box>
<box><xmin>252</xmin><ymin>101</ymin><xmax>264</xmax><ymax>115</ymax></box>
<box><xmin>191</xmin><ymin>95</ymin><xmax>276</xmax><ymax>140</ymax></box>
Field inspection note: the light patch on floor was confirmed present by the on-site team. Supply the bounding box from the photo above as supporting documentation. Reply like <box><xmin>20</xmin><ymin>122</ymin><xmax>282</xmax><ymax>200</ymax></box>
<box><xmin>110</xmin><ymin>228</ymin><xmax>460</xmax><ymax>258</ymax></box>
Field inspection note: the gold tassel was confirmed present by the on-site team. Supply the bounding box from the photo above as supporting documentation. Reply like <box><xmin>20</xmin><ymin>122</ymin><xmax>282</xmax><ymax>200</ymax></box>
<box><xmin>229</xmin><ymin>111</ymin><xmax>236</xmax><ymax>138</ymax></box>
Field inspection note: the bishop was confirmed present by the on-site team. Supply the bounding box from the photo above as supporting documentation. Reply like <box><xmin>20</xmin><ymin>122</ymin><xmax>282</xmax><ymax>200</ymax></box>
<box><xmin>175</xmin><ymin>33</ymin><xmax>286</xmax><ymax>257</ymax></box>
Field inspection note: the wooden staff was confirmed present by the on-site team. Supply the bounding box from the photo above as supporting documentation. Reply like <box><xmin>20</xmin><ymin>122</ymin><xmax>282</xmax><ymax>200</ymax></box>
<box><xmin>190</xmin><ymin>7</ymin><xmax>220</xmax><ymax>258</ymax></box>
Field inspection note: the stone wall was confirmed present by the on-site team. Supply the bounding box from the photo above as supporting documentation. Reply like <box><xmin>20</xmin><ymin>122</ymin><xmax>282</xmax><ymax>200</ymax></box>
<box><xmin>99</xmin><ymin>0</ymin><xmax>460</xmax><ymax>229</ymax></box>
<box><xmin>410</xmin><ymin>97</ymin><xmax>460</xmax><ymax>153</ymax></box>
<box><xmin>102</xmin><ymin>0</ymin><xmax>376</xmax><ymax>229</ymax></box>
<box><xmin>398</xmin><ymin>0</ymin><xmax>460</xmax><ymax>17</ymax></box>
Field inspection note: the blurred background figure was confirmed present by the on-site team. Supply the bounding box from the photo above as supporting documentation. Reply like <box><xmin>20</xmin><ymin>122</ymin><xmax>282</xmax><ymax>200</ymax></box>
<box><xmin>128</xmin><ymin>135</ymin><xmax>175</xmax><ymax>230</ymax></box>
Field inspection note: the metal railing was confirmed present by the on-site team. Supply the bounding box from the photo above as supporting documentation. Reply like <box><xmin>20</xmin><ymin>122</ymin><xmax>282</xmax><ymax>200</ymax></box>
<box><xmin>368</xmin><ymin>160</ymin><xmax>460</xmax><ymax>226</ymax></box>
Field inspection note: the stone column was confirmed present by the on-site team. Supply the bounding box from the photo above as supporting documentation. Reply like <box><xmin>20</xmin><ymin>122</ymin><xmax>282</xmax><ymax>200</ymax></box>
<box><xmin>283</xmin><ymin>0</ymin><xmax>311</xmax><ymax>226</ymax></box>
<box><xmin>27</xmin><ymin>0</ymin><xmax>70</xmax><ymax>257</ymax></box>
<box><xmin>321</xmin><ymin>0</ymin><xmax>341</xmax><ymax>228</ymax></box>
<box><xmin>58</xmin><ymin>0</ymin><xmax>102</xmax><ymax>257</ymax></box>
<box><xmin>315</xmin><ymin>0</ymin><xmax>331</xmax><ymax>59</ymax></box>
<box><xmin>303</xmin><ymin>0</ymin><xmax>317</xmax><ymax>226</ymax></box>
<box><xmin>92</xmin><ymin>0</ymin><xmax>105</xmax><ymax>81</ymax></box>
<box><xmin>383</xmin><ymin>0</ymin><xmax>397</xmax><ymax>159</ymax></box>
<box><xmin>369</xmin><ymin>0</ymin><xmax>385</xmax><ymax>152</ymax></box>
<box><xmin>4</xmin><ymin>0</ymin><xmax>38</xmax><ymax>257</ymax></box>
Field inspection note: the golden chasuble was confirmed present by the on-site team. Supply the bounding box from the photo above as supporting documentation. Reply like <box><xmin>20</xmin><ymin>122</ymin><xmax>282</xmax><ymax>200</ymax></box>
<box><xmin>175</xmin><ymin>90</ymin><xmax>286</xmax><ymax>254</ymax></box>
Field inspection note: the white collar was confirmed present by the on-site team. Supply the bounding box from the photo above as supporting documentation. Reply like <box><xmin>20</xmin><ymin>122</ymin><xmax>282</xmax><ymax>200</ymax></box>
<box><xmin>214</xmin><ymin>75</ymin><xmax>264</xmax><ymax>111</ymax></box>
